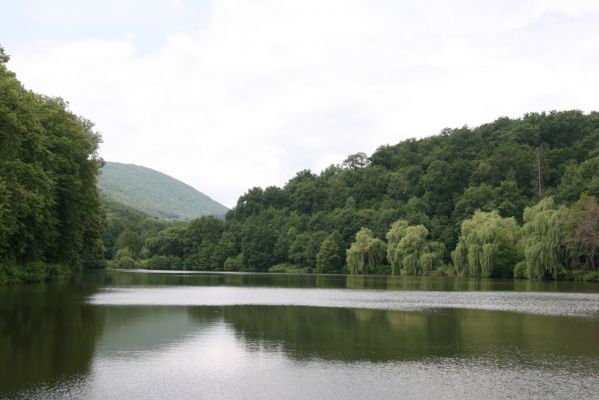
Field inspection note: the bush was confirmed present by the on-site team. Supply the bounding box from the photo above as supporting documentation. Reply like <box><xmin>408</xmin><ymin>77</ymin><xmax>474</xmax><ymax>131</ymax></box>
<box><xmin>145</xmin><ymin>255</ymin><xmax>179</xmax><ymax>270</ymax></box>
<box><xmin>0</xmin><ymin>262</ymin><xmax>69</xmax><ymax>285</ymax></box>
<box><xmin>114</xmin><ymin>247</ymin><xmax>134</xmax><ymax>260</ymax></box>
<box><xmin>583</xmin><ymin>271</ymin><xmax>599</xmax><ymax>282</ymax></box>
<box><xmin>268</xmin><ymin>263</ymin><xmax>306</xmax><ymax>273</ymax></box>
<box><xmin>436</xmin><ymin>265</ymin><xmax>457</xmax><ymax>277</ymax></box>
<box><xmin>513</xmin><ymin>261</ymin><xmax>528</xmax><ymax>279</ymax></box>
<box><xmin>224</xmin><ymin>254</ymin><xmax>245</xmax><ymax>271</ymax></box>
<box><xmin>116</xmin><ymin>256</ymin><xmax>137</xmax><ymax>269</ymax></box>
<box><xmin>555</xmin><ymin>265</ymin><xmax>569</xmax><ymax>281</ymax></box>
<box><xmin>371</xmin><ymin>264</ymin><xmax>391</xmax><ymax>275</ymax></box>
<box><xmin>224</xmin><ymin>256</ymin><xmax>238</xmax><ymax>271</ymax></box>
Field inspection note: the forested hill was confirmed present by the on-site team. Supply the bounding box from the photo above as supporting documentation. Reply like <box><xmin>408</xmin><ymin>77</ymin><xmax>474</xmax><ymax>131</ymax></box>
<box><xmin>222</xmin><ymin>110</ymin><xmax>599</xmax><ymax>271</ymax></box>
<box><xmin>111</xmin><ymin>110</ymin><xmax>599</xmax><ymax>280</ymax></box>
<box><xmin>98</xmin><ymin>162</ymin><xmax>228</xmax><ymax>220</ymax></box>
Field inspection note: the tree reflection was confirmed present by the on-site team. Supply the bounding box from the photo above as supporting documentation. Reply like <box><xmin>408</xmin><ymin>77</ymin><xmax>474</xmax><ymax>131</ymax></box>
<box><xmin>188</xmin><ymin>305</ymin><xmax>599</xmax><ymax>364</ymax></box>
<box><xmin>0</xmin><ymin>281</ymin><xmax>105</xmax><ymax>394</ymax></box>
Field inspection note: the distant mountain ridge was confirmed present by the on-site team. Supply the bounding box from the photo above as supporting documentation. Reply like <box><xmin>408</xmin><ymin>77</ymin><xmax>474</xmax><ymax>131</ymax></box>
<box><xmin>98</xmin><ymin>161</ymin><xmax>228</xmax><ymax>220</ymax></box>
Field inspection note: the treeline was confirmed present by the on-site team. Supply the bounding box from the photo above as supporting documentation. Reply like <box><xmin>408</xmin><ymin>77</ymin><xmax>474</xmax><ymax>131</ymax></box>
<box><xmin>0</xmin><ymin>47</ymin><xmax>104</xmax><ymax>284</ymax></box>
<box><xmin>107</xmin><ymin>110</ymin><xmax>599</xmax><ymax>281</ymax></box>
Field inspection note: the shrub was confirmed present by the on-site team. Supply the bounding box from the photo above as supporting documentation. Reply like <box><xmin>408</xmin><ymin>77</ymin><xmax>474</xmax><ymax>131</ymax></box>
<box><xmin>0</xmin><ymin>262</ymin><xmax>69</xmax><ymax>285</ymax></box>
<box><xmin>224</xmin><ymin>256</ymin><xmax>238</xmax><ymax>271</ymax></box>
<box><xmin>513</xmin><ymin>261</ymin><xmax>528</xmax><ymax>279</ymax></box>
<box><xmin>436</xmin><ymin>265</ymin><xmax>457</xmax><ymax>277</ymax></box>
<box><xmin>114</xmin><ymin>247</ymin><xmax>134</xmax><ymax>260</ymax></box>
<box><xmin>146</xmin><ymin>255</ymin><xmax>175</xmax><ymax>270</ymax></box>
<box><xmin>268</xmin><ymin>263</ymin><xmax>305</xmax><ymax>273</ymax></box>
<box><xmin>116</xmin><ymin>256</ymin><xmax>136</xmax><ymax>269</ymax></box>
<box><xmin>583</xmin><ymin>271</ymin><xmax>599</xmax><ymax>282</ymax></box>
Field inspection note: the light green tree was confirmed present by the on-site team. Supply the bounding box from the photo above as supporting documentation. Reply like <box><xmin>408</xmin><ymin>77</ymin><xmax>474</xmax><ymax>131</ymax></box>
<box><xmin>452</xmin><ymin>210</ymin><xmax>521</xmax><ymax>277</ymax></box>
<box><xmin>520</xmin><ymin>197</ymin><xmax>566</xmax><ymax>279</ymax></box>
<box><xmin>386</xmin><ymin>219</ymin><xmax>409</xmax><ymax>274</ymax></box>
<box><xmin>346</xmin><ymin>228</ymin><xmax>386</xmax><ymax>274</ymax></box>
<box><xmin>386</xmin><ymin>220</ymin><xmax>445</xmax><ymax>275</ymax></box>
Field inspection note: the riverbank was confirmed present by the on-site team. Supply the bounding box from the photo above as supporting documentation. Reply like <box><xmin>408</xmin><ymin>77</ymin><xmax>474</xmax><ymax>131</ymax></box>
<box><xmin>0</xmin><ymin>262</ymin><xmax>70</xmax><ymax>286</ymax></box>
<box><xmin>106</xmin><ymin>263</ymin><xmax>599</xmax><ymax>283</ymax></box>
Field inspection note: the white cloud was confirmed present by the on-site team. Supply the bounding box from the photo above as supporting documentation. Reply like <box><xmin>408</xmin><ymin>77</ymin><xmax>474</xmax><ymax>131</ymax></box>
<box><xmin>6</xmin><ymin>0</ymin><xmax>599</xmax><ymax>206</ymax></box>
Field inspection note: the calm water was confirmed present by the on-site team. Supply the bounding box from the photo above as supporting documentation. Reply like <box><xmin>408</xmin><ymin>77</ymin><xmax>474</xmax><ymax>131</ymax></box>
<box><xmin>1</xmin><ymin>271</ymin><xmax>598</xmax><ymax>400</ymax></box>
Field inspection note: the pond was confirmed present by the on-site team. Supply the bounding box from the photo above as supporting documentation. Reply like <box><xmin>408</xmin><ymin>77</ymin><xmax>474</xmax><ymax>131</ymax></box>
<box><xmin>0</xmin><ymin>270</ymin><xmax>598</xmax><ymax>399</ymax></box>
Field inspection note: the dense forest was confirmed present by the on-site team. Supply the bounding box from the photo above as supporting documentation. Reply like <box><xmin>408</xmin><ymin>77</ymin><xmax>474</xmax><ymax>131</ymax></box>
<box><xmin>0</xmin><ymin>47</ymin><xmax>104</xmax><ymax>284</ymax></box>
<box><xmin>106</xmin><ymin>107</ymin><xmax>599</xmax><ymax>281</ymax></box>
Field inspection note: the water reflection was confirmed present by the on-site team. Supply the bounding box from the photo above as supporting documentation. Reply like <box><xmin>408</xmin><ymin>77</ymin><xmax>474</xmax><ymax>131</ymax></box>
<box><xmin>1</xmin><ymin>270</ymin><xmax>599</xmax><ymax>400</ymax></box>
<box><xmin>0</xmin><ymin>282</ymin><xmax>104</xmax><ymax>394</ymax></box>
<box><xmin>95</xmin><ymin>306</ymin><xmax>214</xmax><ymax>353</ymax></box>
<box><xmin>208</xmin><ymin>306</ymin><xmax>599</xmax><ymax>364</ymax></box>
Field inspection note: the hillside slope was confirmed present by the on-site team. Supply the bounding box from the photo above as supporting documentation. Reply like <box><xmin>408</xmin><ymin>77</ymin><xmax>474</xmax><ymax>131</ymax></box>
<box><xmin>98</xmin><ymin>162</ymin><xmax>228</xmax><ymax>220</ymax></box>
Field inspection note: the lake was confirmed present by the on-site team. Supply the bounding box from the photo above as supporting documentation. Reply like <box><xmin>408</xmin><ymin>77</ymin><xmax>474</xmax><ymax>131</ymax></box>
<box><xmin>1</xmin><ymin>270</ymin><xmax>598</xmax><ymax>399</ymax></box>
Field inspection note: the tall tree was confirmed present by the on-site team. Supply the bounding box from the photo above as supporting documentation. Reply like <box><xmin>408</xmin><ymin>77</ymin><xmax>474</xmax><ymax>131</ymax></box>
<box><xmin>316</xmin><ymin>231</ymin><xmax>345</xmax><ymax>273</ymax></box>
<box><xmin>563</xmin><ymin>195</ymin><xmax>599</xmax><ymax>271</ymax></box>
<box><xmin>520</xmin><ymin>197</ymin><xmax>566</xmax><ymax>279</ymax></box>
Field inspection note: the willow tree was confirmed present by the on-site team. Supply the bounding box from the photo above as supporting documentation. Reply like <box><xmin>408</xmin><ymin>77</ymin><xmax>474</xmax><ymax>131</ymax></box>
<box><xmin>520</xmin><ymin>197</ymin><xmax>566</xmax><ymax>279</ymax></box>
<box><xmin>386</xmin><ymin>219</ymin><xmax>409</xmax><ymax>274</ymax></box>
<box><xmin>452</xmin><ymin>210</ymin><xmax>521</xmax><ymax>277</ymax></box>
<box><xmin>386</xmin><ymin>220</ymin><xmax>445</xmax><ymax>275</ymax></box>
<box><xmin>346</xmin><ymin>228</ymin><xmax>386</xmax><ymax>274</ymax></box>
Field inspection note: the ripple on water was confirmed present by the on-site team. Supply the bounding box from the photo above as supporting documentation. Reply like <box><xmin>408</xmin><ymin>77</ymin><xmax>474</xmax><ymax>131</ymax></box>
<box><xmin>88</xmin><ymin>287</ymin><xmax>599</xmax><ymax>317</ymax></box>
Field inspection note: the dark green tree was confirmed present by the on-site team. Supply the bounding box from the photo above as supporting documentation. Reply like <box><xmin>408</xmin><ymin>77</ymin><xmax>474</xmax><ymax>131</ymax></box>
<box><xmin>316</xmin><ymin>231</ymin><xmax>345</xmax><ymax>273</ymax></box>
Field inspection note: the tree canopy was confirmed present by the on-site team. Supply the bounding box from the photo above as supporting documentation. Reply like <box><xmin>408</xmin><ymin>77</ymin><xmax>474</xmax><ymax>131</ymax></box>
<box><xmin>0</xmin><ymin>50</ymin><xmax>104</xmax><ymax>283</ymax></box>
<box><xmin>452</xmin><ymin>211</ymin><xmax>521</xmax><ymax>278</ymax></box>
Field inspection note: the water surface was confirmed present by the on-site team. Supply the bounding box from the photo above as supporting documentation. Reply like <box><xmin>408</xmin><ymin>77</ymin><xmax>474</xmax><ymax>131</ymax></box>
<box><xmin>1</xmin><ymin>270</ymin><xmax>598</xmax><ymax>399</ymax></box>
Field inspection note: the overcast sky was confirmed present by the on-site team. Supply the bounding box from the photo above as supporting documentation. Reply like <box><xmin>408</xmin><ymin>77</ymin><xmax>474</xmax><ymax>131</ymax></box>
<box><xmin>2</xmin><ymin>1</ymin><xmax>599</xmax><ymax>207</ymax></box>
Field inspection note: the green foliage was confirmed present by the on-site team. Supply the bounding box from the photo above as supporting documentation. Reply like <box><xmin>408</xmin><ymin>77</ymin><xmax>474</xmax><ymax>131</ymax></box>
<box><xmin>386</xmin><ymin>220</ymin><xmax>445</xmax><ymax>275</ymax></box>
<box><xmin>346</xmin><ymin>228</ymin><xmax>386</xmax><ymax>274</ymax></box>
<box><xmin>561</xmin><ymin>195</ymin><xmax>599</xmax><ymax>272</ymax></box>
<box><xmin>0</xmin><ymin>261</ymin><xmax>69</xmax><ymax>286</ymax></box>
<box><xmin>452</xmin><ymin>211</ymin><xmax>521</xmax><ymax>278</ymax></box>
<box><xmin>223</xmin><ymin>254</ymin><xmax>244</xmax><ymax>271</ymax></box>
<box><xmin>144</xmin><ymin>255</ymin><xmax>181</xmax><ymax>270</ymax></box>
<box><xmin>316</xmin><ymin>231</ymin><xmax>346</xmax><ymax>273</ymax></box>
<box><xmin>581</xmin><ymin>271</ymin><xmax>599</xmax><ymax>282</ymax></box>
<box><xmin>385</xmin><ymin>220</ymin><xmax>410</xmax><ymax>272</ymax></box>
<box><xmin>0</xmin><ymin>49</ymin><xmax>104</xmax><ymax>282</ymax></box>
<box><xmin>289</xmin><ymin>231</ymin><xmax>327</xmax><ymax>270</ymax></box>
<box><xmin>520</xmin><ymin>198</ymin><xmax>565</xmax><ymax>279</ymax></box>
<box><xmin>240</xmin><ymin>221</ymin><xmax>278</xmax><ymax>271</ymax></box>
<box><xmin>114</xmin><ymin>230</ymin><xmax>143</xmax><ymax>258</ymax></box>
<box><xmin>513</xmin><ymin>261</ymin><xmax>528</xmax><ymax>279</ymax></box>
<box><xmin>98</xmin><ymin>161</ymin><xmax>228</xmax><ymax>220</ymax></box>
<box><xmin>116</xmin><ymin>256</ymin><xmax>136</xmax><ymax>269</ymax></box>
<box><xmin>267</xmin><ymin>263</ymin><xmax>306</xmax><ymax>273</ymax></box>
